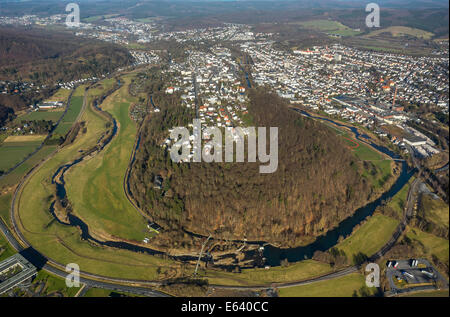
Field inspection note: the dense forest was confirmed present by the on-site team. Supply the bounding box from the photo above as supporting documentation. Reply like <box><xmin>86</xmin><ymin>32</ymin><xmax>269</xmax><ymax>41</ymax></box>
<box><xmin>0</xmin><ymin>104</ymin><xmax>15</xmax><ymax>126</ymax></box>
<box><xmin>129</xmin><ymin>87</ymin><xmax>376</xmax><ymax>247</ymax></box>
<box><xmin>0</xmin><ymin>27</ymin><xmax>133</xmax><ymax>127</ymax></box>
<box><xmin>0</xmin><ymin>27</ymin><xmax>133</xmax><ymax>85</ymax></box>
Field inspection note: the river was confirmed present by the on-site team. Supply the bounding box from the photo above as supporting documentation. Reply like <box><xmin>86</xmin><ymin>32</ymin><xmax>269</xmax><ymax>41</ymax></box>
<box><xmin>261</xmin><ymin>109</ymin><xmax>413</xmax><ymax>266</ymax></box>
<box><xmin>44</xmin><ymin>87</ymin><xmax>413</xmax><ymax>269</ymax></box>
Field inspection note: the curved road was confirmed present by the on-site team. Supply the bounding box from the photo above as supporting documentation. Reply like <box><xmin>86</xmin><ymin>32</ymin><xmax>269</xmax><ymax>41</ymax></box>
<box><xmin>1</xmin><ymin>88</ymin><xmax>170</xmax><ymax>297</ymax></box>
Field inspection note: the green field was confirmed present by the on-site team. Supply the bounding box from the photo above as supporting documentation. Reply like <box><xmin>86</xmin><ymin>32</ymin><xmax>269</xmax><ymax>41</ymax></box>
<box><xmin>366</xmin><ymin>26</ymin><xmax>434</xmax><ymax>40</ymax></box>
<box><xmin>0</xmin><ymin>145</ymin><xmax>57</xmax><ymax>189</ymax></box>
<box><xmin>31</xmin><ymin>270</ymin><xmax>79</xmax><ymax>297</ymax></box>
<box><xmin>353</xmin><ymin>142</ymin><xmax>382</xmax><ymax>161</ymax></box>
<box><xmin>406</xmin><ymin>227</ymin><xmax>449</xmax><ymax>264</ymax></box>
<box><xmin>14</xmin><ymin>109</ymin><xmax>65</xmax><ymax>123</ymax></box>
<box><xmin>14</xmin><ymin>75</ymin><xmax>179</xmax><ymax>281</ymax></box>
<box><xmin>65</xmin><ymin>74</ymin><xmax>148</xmax><ymax>241</ymax></box>
<box><xmin>82</xmin><ymin>15</ymin><xmax>105</xmax><ymax>23</ymax></box>
<box><xmin>279</xmin><ymin>273</ymin><xmax>377</xmax><ymax>297</ymax></box>
<box><xmin>51</xmin><ymin>86</ymin><xmax>85</xmax><ymax>139</ymax></box>
<box><xmin>88</xmin><ymin>78</ymin><xmax>116</xmax><ymax>96</ymax></box>
<box><xmin>295</xmin><ymin>19</ymin><xmax>362</xmax><ymax>37</ymax></box>
<box><xmin>335</xmin><ymin>214</ymin><xmax>399</xmax><ymax>261</ymax></box>
<box><xmin>323</xmin><ymin>121</ymin><xmax>393</xmax><ymax>189</ymax></box>
<box><xmin>207</xmin><ymin>260</ymin><xmax>332</xmax><ymax>286</ymax></box>
<box><xmin>44</xmin><ymin>88</ymin><xmax>71</xmax><ymax>103</ymax></box>
<box><xmin>0</xmin><ymin>139</ymin><xmax>44</xmax><ymax>172</ymax></box>
<box><xmin>82</xmin><ymin>14</ymin><xmax>119</xmax><ymax>23</ymax></box>
<box><xmin>387</xmin><ymin>177</ymin><xmax>414</xmax><ymax>218</ymax></box>
<box><xmin>0</xmin><ymin>229</ymin><xmax>16</xmax><ymax>261</ymax></box>
<box><xmin>420</xmin><ymin>194</ymin><xmax>449</xmax><ymax>228</ymax></box>
<box><xmin>0</xmin><ymin>192</ymin><xmax>12</xmax><ymax>228</ymax></box>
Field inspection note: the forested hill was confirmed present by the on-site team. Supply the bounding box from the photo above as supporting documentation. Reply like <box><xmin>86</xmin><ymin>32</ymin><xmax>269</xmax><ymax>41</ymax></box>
<box><xmin>129</xmin><ymin>87</ymin><xmax>375</xmax><ymax>247</ymax></box>
<box><xmin>0</xmin><ymin>27</ymin><xmax>133</xmax><ymax>116</ymax></box>
<box><xmin>0</xmin><ymin>27</ymin><xmax>133</xmax><ymax>85</ymax></box>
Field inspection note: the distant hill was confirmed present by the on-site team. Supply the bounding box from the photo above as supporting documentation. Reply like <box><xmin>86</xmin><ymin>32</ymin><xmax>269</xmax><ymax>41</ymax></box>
<box><xmin>365</xmin><ymin>26</ymin><xmax>435</xmax><ymax>40</ymax></box>
<box><xmin>0</xmin><ymin>27</ymin><xmax>133</xmax><ymax>85</ymax></box>
<box><xmin>0</xmin><ymin>27</ymin><xmax>132</xmax><ymax>119</ymax></box>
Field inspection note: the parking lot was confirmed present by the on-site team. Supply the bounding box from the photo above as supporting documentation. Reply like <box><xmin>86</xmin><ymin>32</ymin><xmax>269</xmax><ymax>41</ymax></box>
<box><xmin>386</xmin><ymin>258</ymin><xmax>448</xmax><ymax>294</ymax></box>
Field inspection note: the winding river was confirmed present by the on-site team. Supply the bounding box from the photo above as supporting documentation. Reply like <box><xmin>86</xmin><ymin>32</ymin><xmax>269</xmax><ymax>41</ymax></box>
<box><xmin>45</xmin><ymin>86</ymin><xmax>413</xmax><ymax>269</ymax></box>
<box><xmin>261</xmin><ymin>109</ymin><xmax>413</xmax><ymax>266</ymax></box>
<box><xmin>48</xmin><ymin>86</ymin><xmax>199</xmax><ymax>263</ymax></box>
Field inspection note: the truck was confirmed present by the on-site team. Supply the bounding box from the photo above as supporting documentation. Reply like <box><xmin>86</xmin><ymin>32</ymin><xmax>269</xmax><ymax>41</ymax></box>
<box><xmin>421</xmin><ymin>269</ymin><xmax>435</xmax><ymax>278</ymax></box>
<box><xmin>402</xmin><ymin>271</ymin><xmax>414</xmax><ymax>279</ymax></box>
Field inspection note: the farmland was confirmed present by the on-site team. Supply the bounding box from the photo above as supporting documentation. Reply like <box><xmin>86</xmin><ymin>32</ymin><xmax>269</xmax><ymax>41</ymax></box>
<box><xmin>0</xmin><ymin>144</ymin><xmax>57</xmax><ymax>188</ymax></box>
<box><xmin>0</xmin><ymin>135</ymin><xmax>46</xmax><ymax>172</ymax></box>
<box><xmin>293</xmin><ymin>19</ymin><xmax>362</xmax><ymax>37</ymax></box>
<box><xmin>13</xmin><ymin>109</ymin><xmax>64</xmax><ymax>123</ymax></box>
<box><xmin>44</xmin><ymin>88</ymin><xmax>71</xmax><ymax>103</ymax></box>
<box><xmin>50</xmin><ymin>92</ymin><xmax>84</xmax><ymax>139</ymax></box>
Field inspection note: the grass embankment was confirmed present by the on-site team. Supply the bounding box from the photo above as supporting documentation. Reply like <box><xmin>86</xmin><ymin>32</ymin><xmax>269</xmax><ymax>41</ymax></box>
<box><xmin>0</xmin><ymin>192</ymin><xmax>12</xmax><ymax>227</ymax></box>
<box><xmin>324</xmin><ymin>121</ymin><xmax>393</xmax><ymax>189</ymax></box>
<box><xmin>32</xmin><ymin>270</ymin><xmax>79</xmax><ymax>297</ymax></box>
<box><xmin>65</xmin><ymin>74</ymin><xmax>148</xmax><ymax>241</ymax></box>
<box><xmin>0</xmin><ymin>229</ymin><xmax>16</xmax><ymax>261</ymax></box>
<box><xmin>278</xmin><ymin>273</ymin><xmax>377</xmax><ymax>297</ymax></box>
<box><xmin>405</xmin><ymin>227</ymin><xmax>449</xmax><ymax>264</ymax></box>
<box><xmin>206</xmin><ymin>259</ymin><xmax>333</xmax><ymax>286</ymax></box>
<box><xmin>335</xmin><ymin>214</ymin><xmax>399</xmax><ymax>261</ymax></box>
<box><xmin>0</xmin><ymin>189</ymin><xmax>15</xmax><ymax>262</ymax></box>
<box><xmin>420</xmin><ymin>194</ymin><xmax>449</xmax><ymax>228</ymax></box>
<box><xmin>385</xmin><ymin>176</ymin><xmax>414</xmax><ymax>219</ymax></box>
<box><xmin>83</xmin><ymin>287</ymin><xmax>138</xmax><ymax>297</ymax></box>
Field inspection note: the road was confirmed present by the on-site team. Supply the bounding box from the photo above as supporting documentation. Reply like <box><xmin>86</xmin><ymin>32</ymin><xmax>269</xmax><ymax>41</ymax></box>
<box><xmin>434</xmin><ymin>163</ymin><xmax>448</xmax><ymax>173</ymax></box>
<box><xmin>0</xmin><ymin>76</ymin><xmax>432</xmax><ymax>297</ymax></box>
<box><xmin>0</xmin><ymin>88</ymin><xmax>170</xmax><ymax>298</ymax></box>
